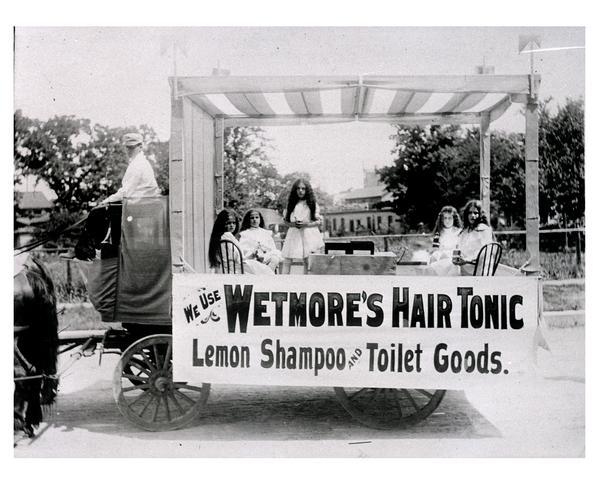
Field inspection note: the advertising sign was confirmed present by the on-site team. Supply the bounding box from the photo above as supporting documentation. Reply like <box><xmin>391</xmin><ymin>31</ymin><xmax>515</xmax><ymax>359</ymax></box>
<box><xmin>173</xmin><ymin>274</ymin><xmax>538</xmax><ymax>389</ymax></box>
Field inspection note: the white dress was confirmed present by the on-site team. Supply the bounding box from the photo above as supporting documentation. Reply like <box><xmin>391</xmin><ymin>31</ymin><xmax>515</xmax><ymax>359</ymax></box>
<box><xmin>218</xmin><ymin>232</ymin><xmax>274</xmax><ymax>275</ymax></box>
<box><xmin>429</xmin><ymin>224</ymin><xmax>493</xmax><ymax>276</ymax></box>
<box><xmin>429</xmin><ymin>226</ymin><xmax>461</xmax><ymax>263</ymax></box>
<box><xmin>456</xmin><ymin>224</ymin><xmax>494</xmax><ymax>275</ymax></box>
<box><xmin>239</xmin><ymin>227</ymin><xmax>283</xmax><ymax>270</ymax></box>
<box><xmin>281</xmin><ymin>201</ymin><xmax>324</xmax><ymax>259</ymax></box>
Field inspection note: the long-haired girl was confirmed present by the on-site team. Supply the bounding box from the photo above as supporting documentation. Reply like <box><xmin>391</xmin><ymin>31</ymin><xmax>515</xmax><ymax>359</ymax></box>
<box><xmin>280</xmin><ymin>179</ymin><xmax>324</xmax><ymax>273</ymax></box>
<box><xmin>430</xmin><ymin>205</ymin><xmax>462</xmax><ymax>262</ymax></box>
<box><xmin>208</xmin><ymin>209</ymin><xmax>273</xmax><ymax>275</ymax></box>
<box><xmin>239</xmin><ymin>209</ymin><xmax>283</xmax><ymax>272</ymax></box>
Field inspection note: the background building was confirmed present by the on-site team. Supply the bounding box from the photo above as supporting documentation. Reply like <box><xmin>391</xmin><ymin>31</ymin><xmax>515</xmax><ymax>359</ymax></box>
<box><xmin>14</xmin><ymin>191</ymin><xmax>53</xmax><ymax>248</ymax></box>
<box><xmin>323</xmin><ymin>169</ymin><xmax>401</xmax><ymax>237</ymax></box>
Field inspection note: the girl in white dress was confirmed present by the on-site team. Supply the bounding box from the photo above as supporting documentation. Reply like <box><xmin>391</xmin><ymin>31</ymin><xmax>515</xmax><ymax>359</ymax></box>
<box><xmin>239</xmin><ymin>209</ymin><xmax>283</xmax><ymax>272</ymax></box>
<box><xmin>429</xmin><ymin>205</ymin><xmax>462</xmax><ymax>264</ymax></box>
<box><xmin>453</xmin><ymin>200</ymin><xmax>494</xmax><ymax>275</ymax></box>
<box><xmin>208</xmin><ymin>209</ymin><xmax>274</xmax><ymax>275</ymax></box>
<box><xmin>280</xmin><ymin>179</ymin><xmax>324</xmax><ymax>273</ymax></box>
<box><xmin>429</xmin><ymin>200</ymin><xmax>494</xmax><ymax>276</ymax></box>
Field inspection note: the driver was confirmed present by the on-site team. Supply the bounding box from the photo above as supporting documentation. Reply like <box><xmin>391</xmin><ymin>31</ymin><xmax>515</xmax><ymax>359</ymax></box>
<box><xmin>101</xmin><ymin>133</ymin><xmax>160</xmax><ymax>204</ymax></box>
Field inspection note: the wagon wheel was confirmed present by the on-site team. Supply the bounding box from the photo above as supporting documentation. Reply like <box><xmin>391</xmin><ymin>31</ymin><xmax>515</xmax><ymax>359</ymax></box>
<box><xmin>334</xmin><ymin>387</ymin><xmax>445</xmax><ymax>430</ymax></box>
<box><xmin>113</xmin><ymin>334</ymin><xmax>210</xmax><ymax>431</ymax></box>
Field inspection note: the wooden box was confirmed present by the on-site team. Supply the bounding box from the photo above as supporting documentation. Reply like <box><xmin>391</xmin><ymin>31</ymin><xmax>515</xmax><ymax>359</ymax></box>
<box><xmin>308</xmin><ymin>253</ymin><xmax>397</xmax><ymax>276</ymax></box>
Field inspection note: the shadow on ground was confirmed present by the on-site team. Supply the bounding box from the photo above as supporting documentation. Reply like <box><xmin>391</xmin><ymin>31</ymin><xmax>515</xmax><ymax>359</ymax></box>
<box><xmin>39</xmin><ymin>377</ymin><xmax>500</xmax><ymax>444</ymax></box>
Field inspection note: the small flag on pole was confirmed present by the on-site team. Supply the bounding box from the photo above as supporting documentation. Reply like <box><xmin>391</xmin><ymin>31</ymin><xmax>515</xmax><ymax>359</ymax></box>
<box><xmin>519</xmin><ymin>34</ymin><xmax>542</xmax><ymax>53</ymax></box>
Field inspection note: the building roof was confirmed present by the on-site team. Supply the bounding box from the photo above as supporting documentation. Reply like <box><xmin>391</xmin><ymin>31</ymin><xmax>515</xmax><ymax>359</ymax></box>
<box><xmin>339</xmin><ymin>185</ymin><xmax>387</xmax><ymax>201</ymax></box>
<box><xmin>324</xmin><ymin>207</ymin><xmax>395</xmax><ymax>215</ymax></box>
<box><xmin>17</xmin><ymin>191</ymin><xmax>53</xmax><ymax>210</ymax></box>
<box><xmin>171</xmin><ymin>74</ymin><xmax>537</xmax><ymax>127</ymax></box>
<box><xmin>16</xmin><ymin>213</ymin><xmax>51</xmax><ymax>226</ymax></box>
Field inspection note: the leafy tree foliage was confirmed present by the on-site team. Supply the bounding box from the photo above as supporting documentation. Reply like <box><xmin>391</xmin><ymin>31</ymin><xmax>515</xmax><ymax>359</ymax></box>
<box><xmin>377</xmin><ymin>125</ymin><xmax>460</xmax><ymax>229</ymax></box>
<box><xmin>539</xmin><ymin>98</ymin><xmax>585</xmax><ymax>226</ymax></box>
<box><xmin>223</xmin><ymin>127</ymin><xmax>333</xmax><ymax>217</ymax></box>
<box><xmin>440</xmin><ymin>129</ymin><xmax>526</xmax><ymax>228</ymax></box>
<box><xmin>223</xmin><ymin>126</ymin><xmax>281</xmax><ymax>213</ymax></box>
<box><xmin>379</xmin><ymin>98</ymin><xmax>583</xmax><ymax>231</ymax></box>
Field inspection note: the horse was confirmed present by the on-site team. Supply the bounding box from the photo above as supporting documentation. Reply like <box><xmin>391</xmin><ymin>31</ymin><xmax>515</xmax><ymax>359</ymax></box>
<box><xmin>14</xmin><ymin>253</ymin><xmax>59</xmax><ymax>438</ymax></box>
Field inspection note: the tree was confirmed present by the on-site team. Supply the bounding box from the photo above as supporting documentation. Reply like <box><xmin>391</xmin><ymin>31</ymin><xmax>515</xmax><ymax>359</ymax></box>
<box><xmin>223</xmin><ymin>126</ymin><xmax>285</xmax><ymax>214</ymax></box>
<box><xmin>378</xmin><ymin>124</ymin><xmax>529</xmax><ymax>231</ymax></box>
<box><xmin>14</xmin><ymin>111</ymin><xmax>167</xmax><ymax>245</ymax></box>
<box><xmin>442</xmin><ymin>128</ymin><xmax>526</xmax><ymax>228</ymax></box>
<box><xmin>377</xmin><ymin>125</ymin><xmax>460</xmax><ymax>229</ymax></box>
<box><xmin>539</xmin><ymin>98</ymin><xmax>584</xmax><ymax>226</ymax></box>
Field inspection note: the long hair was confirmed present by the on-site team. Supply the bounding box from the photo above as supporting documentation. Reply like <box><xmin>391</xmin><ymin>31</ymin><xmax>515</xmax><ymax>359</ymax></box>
<box><xmin>285</xmin><ymin>179</ymin><xmax>317</xmax><ymax>222</ymax></box>
<box><xmin>432</xmin><ymin>205</ymin><xmax>462</xmax><ymax>235</ymax></box>
<box><xmin>208</xmin><ymin>209</ymin><xmax>239</xmax><ymax>268</ymax></box>
<box><xmin>461</xmin><ymin>200</ymin><xmax>489</xmax><ymax>231</ymax></box>
<box><xmin>240</xmin><ymin>209</ymin><xmax>265</xmax><ymax>232</ymax></box>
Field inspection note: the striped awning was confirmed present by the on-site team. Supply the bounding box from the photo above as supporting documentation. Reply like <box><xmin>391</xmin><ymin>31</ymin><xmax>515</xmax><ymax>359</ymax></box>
<box><xmin>172</xmin><ymin>74</ymin><xmax>538</xmax><ymax>126</ymax></box>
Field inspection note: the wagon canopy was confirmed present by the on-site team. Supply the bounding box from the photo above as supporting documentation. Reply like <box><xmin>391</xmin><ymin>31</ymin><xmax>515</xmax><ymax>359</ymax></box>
<box><xmin>169</xmin><ymin>73</ymin><xmax>540</xmax><ymax>274</ymax></box>
<box><xmin>172</xmin><ymin>74</ymin><xmax>538</xmax><ymax>126</ymax></box>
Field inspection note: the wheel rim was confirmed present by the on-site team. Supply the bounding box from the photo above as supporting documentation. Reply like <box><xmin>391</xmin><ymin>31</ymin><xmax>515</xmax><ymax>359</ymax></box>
<box><xmin>113</xmin><ymin>334</ymin><xmax>210</xmax><ymax>431</ymax></box>
<box><xmin>334</xmin><ymin>387</ymin><xmax>445</xmax><ymax>430</ymax></box>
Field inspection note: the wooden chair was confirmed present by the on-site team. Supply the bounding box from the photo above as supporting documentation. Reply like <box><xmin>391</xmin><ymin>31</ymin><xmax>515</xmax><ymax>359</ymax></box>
<box><xmin>219</xmin><ymin>239</ymin><xmax>244</xmax><ymax>274</ymax></box>
<box><xmin>472</xmin><ymin>242</ymin><xmax>503</xmax><ymax>276</ymax></box>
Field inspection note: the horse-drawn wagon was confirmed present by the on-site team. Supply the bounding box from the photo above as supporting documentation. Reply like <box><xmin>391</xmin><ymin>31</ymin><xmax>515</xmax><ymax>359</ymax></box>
<box><xmin>18</xmin><ymin>72</ymin><xmax>545</xmax><ymax>434</ymax></box>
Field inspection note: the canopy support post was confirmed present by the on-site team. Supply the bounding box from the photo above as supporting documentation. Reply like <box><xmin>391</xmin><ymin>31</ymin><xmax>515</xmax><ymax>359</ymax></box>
<box><xmin>479</xmin><ymin>113</ymin><xmax>491</xmax><ymax>217</ymax></box>
<box><xmin>214</xmin><ymin>118</ymin><xmax>225</xmax><ymax>216</ymax></box>
<box><xmin>524</xmin><ymin>96</ymin><xmax>540</xmax><ymax>275</ymax></box>
<box><xmin>169</xmin><ymin>91</ymin><xmax>185</xmax><ymax>273</ymax></box>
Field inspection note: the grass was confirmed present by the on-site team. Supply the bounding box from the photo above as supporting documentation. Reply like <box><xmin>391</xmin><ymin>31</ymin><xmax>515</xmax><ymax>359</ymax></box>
<box><xmin>501</xmin><ymin>249</ymin><xmax>585</xmax><ymax>280</ymax></box>
<box><xmin>542</xmin><ymin>284</ymin><xmax>585</xmax><ymax>312</ymax></box>
<box><xmin>36</xmin><ymin>252</ymin><xmax>88</xmax><ymax>303</ymax></box>
<box><xmin>59</xmin><ymin>303</ymin><xmax>103</xmax><ymax>331</ymax></box>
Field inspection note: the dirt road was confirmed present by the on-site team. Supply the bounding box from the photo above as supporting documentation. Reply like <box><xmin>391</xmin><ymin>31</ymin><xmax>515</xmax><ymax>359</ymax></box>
<box><xmin>15</xmin><ymin>326</ymin><xmax>584</xmax><ymax>457</ymax></box>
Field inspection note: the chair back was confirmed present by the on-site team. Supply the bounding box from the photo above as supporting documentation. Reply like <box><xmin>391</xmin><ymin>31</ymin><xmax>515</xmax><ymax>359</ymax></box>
<box><xmin>219</xmin><ymin>239</ymin><xmax>244</xmax><ymax>274</ymax></box>
<box><xmin>324</xmin><ymin>240</ymin><xmax>375</xmax><ymax>255</ymax></box>
<box><xmin>473</xmin><ymin>242</ymin><xmax>502</xmax><ymax>276</ymax></box>
<box><xmin>349</xmin><ymin>240</ymin><xmax>375</xmax><ymax>255</ymax></box>
<box><xmin>324</xmin><ymin>241</ymin><xmax>352</xmax><ymax>254</ymax></box>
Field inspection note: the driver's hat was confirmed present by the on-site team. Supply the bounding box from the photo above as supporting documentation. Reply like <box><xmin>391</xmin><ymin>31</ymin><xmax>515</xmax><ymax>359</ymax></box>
<box><xmin>123</xmin><ymin>133</ymin><xmax>143</xmax><ymax>147</ymax></box>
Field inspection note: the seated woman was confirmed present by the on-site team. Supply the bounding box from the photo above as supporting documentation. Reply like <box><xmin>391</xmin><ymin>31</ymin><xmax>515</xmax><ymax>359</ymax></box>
<box><xmin>453</xmin><ymin>199</ymin><xmax>494</xmax><ymax>275</ymax></box>
<box><xmin>429</xmin><ymin>205</ymin><xmax>462</xmax><ymax>263</ymax></box>
<box><xmin>429</xmin><ymin>200</ymin><xmax>493</xmax><ymax>276</ymax></box>
<box><xmin>208</xmin><ymin>209</ymin><xmax>274</xmax><ymax>275</ymax></box>
<box><xmin>239</xmin><ymin>209</ymin><xmax>283</xmax><ymax>272</ymax></box>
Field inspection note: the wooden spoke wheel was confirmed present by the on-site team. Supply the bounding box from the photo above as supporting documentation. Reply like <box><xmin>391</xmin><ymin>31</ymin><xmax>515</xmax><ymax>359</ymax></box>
<box><xmin>113</xmin><ymin>334</ymin><xmax>210</xmax><ymax>431</ymax></box>
<box><xmin>333</xmin><ymin>387</ymin><xmax>446</xmax><ymax>430</ymax></box>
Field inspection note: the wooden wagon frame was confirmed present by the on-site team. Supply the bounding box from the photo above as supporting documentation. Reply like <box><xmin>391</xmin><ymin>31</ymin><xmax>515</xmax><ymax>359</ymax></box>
<box><xmin>67</xmin><ymin>72</ymin><xmax>543</xmax><ymax>432</ymax></box>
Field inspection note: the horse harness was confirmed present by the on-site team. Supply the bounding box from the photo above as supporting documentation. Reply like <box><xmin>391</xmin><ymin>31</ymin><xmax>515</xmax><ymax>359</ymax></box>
<box><xmin>13</xmin><ymin>255</ymin><xmax>55</xmax><ymax>383</ymax></box>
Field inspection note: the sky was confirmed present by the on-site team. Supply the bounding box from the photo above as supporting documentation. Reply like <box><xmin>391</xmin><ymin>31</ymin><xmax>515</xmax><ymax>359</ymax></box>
<box><xmin>14</xmin><ymin>26</ymin><xmax>585</xmax><ymax>195</ymax></box>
